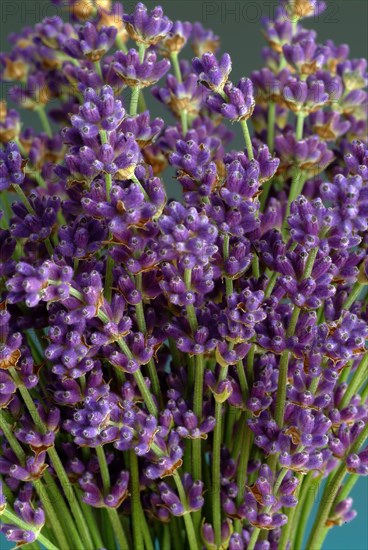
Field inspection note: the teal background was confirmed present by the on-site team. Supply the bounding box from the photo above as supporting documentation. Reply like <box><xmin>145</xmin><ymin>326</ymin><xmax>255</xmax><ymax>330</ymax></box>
<box><xmin>1</xmin><ymin>1</ymin><xmax>367</xmax><ymax>548</ymax></box>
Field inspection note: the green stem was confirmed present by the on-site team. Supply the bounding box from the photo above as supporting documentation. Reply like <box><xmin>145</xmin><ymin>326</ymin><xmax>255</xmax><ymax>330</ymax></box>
<box><xmin>9</xmin><ymin>368</ymin><xmax>93</xmax><ymax>549</ymax></box>
<box><xmin>130</xmin><ymin>450</ymin><xmax>144</xmax><ymax>550</ymax></box>
<box><xmin>0</xmin><ymin>412</ymin><xmax>72</xmax><ymax>549</ymax></box>
<box><xmin>172</xmin><ymin>472</ymin><xmax>199</xmax><ymax>550</ymax></box>
<box><xmin>339</xmin><ymin>355</ymin><xmax>368</xmax><ymax>410</ymax></box>
<box><xmin>163</xmin><ymin>524</ymin><xmax>171</xmax><ymax>550</ymax></box>
<box><xmin>343</xmin><ymin>281</ymin><xmax>363</xmax><ymax>310</ymax></box>
<box><xmin>278</xmin><ymin>472</ymin><xmax>303</xmax><ymax>549</ymax></box>
<box><xmin>135</xmin><ymin>273</ymin><xmax>162</xmax><ymax>405</ymax></box>
<box><xmin>235</xmin><ymin>414</ymin><xmax>252</xmax><ymax>532</ymax></box>
<box><xmin>43</xmin><ymin>471</ymin><xmax>84</xmax><ymax>548</ymax></box>
<box><xmin>223</xmin><ymin>233</ymin><xmax>233</xmax><ymax>297</ymax></box>
<box><xmin>37</xmin><ymin>106</ymin><xmax>52</xmax><ymax>138</ymax></box>
<box><xmin>170</xmin><ymin>52</ymin><xmax>188</xmax><ymax>133</ymax></box>
<box><xmin>251</xmin><ymin>253</ymin><xmax>259</xmax><ymax>278</ymax></box>
<box><xmin>296</xmin><ymin>112</ymin><xmax>305</xmax><ymax>140</ymax></box>
<box><xmin>2</xmin><ymin>509</ymin><xmax>59</xmax><ymax>550</ymax></box>
<box><xmin>240</xmin><ymin>120</ymin><xmax>254</xmax><ymax>160</ymax></box>
<box><xmin>306</xmin><ymin>423</ymin><xmax>368</xmax><ymax>550</ymax></box>
<box><xmin>192</xmin><ymin>354</ymin><xmax>204</xmax><ymax>481</ymax></box>
<box><xmin>247</xmin><ymin>527</ymin><xmax>260</xmax><ymax>550</ymax></box>
<box><xmin>104</xmin><ymin>253</ymin><xmax>114</xmax><ymax>302</ymax></box>
<box><xmin>267</xmin><ymin>102</ymin><xmax>276</xmax><ymax>152</ymax></box>
<box><xmin>130</xmin><ymin>87</ymin><xmax>140</xmax><ymax>116</ymax></box>
<box><xmin>184</xmin><ymin>269</ymin><xmax>198</xmax><ymax>334</ymax></box>
<box><xmin>94</xmin><ymin>60</ymin><xmax>103</xmax><ymax>79</ymax></box>
<box><xmin>108</xmin><ymin>508</ymin><xmax>130</xmax><ymax>550</ymax></box>
<box><xmin>293</xmin><ymin>472</ymin><xmax>320</xmax><ymax>549</ymax></box>
<box><xmin>140</xmin><ymin>507</ymin><xmax>154</xmax><ymax>550</ymax></box>
<box><xmin>212</xmin><ymin>366</ymin><xmax>229</xmax><ymax>547</ymax></box>
<box><xmin>115</xmin><ymin>36</ymin><xmax>128</xmax><ymax>54</ymax></box>
<box><xmin>76</xmin><ymin>491</ymin><xmax>105</xmax><ymax>549</ymax></box>
<box><xmin>334</xmin><ymin>473</ymin><xmax>359</xmax><ymax>505</ymax></box>
<box><xmin>0</xmin><ymin>190</ymin><xmax>13</xmax><ymax>226</ymax></box>
<box><xmin>236</xmin><ymin>359</ymin><xmax>248</xmax><ymax>402</ymax></box>
<box><xmin>69</xmin><ymin>287</ymin><xmax>158</xmax><ymax>417</ymax></box>
<box><xmin>264</xmin><ymin>272</ymin><xmax>277</xmax><ymax>298</ymax></box>
<box><xmin>96</xmin><ymin>445</ymin><xmax>110</xmax><ymax>493</ymax></box>
<box><xmin>131</xmin><ymin>173</ymin><xmax>149</xmax><ymax>200</ymax></box>
<box><xmin>170</xmin><ymin>52</ymin><xmax>182</xmax><ymax>83</ymax></box>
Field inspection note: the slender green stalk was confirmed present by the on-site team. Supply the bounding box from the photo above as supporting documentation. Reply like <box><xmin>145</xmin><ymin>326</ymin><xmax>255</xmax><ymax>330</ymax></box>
<box><xmin>42</xmin><ymin>471</ymin><xmax>84</xmax><ymax>548</ymax></box>
<box><xmin>135</xmin><ymin>272</ymin><xmax>162</xmax><ymax>405</ymax></box>
<box><xmin>343</xmin><ymin>281</ymin><xmax>363</xmax><ymax>310</ymax></box>
<box><xmin>295</xmin><ymin>112</ymin><xmax>305</xmax><ymax>139</ymax></box>
<box><xmin>131</xmin><ymin>173</ymin><xmax>150</xmax><ymax>200</ymax></box>
<box><xmin>0</xmin><ymin>190</ymin><xmax>13</xmax><ymax>226</ymax></box>
<box><xmin>68</xmin><ymin>286</ymin><xmax>158</xmax><ymax>417</ymax></box>
<box><xmin>282</xmin><ymin>112</ymin><xmax>305</xmax><ymax>238</ymax></box>
<box><xmin>170</xmin><ymin>52</ymin><xmax>182</xmax><ymax>83</ymax></box>
<box><xmin>170</xmin><ymin>52</ymin><xmax>188</xmax><ymax>133</ymax></box>
<box><xmin>96</xmin><ymin>445</ymin><xmax>111</xmax><ymax>493</ymax></box>
<box><xmin>130</xmin><ymin>87</ymin><xmax>140</xmax><ymax>116</ymax></box>
<box><xmin>76</xmin><ymin>491</ymin><xmax>105</xmax><ymax>549</ymax></box>
<box><xmin>2</xmin><ymin>509</ymin><xmax>59</xmax><ymax>550</ymax></box>
<box><xmin>223</xmin><ymin>233</ymin><xmax>233</xmax><ymax>297</ymax></box>
<box><xmin>293</xmin><ymin>472</ymin><xmax>320</xmax><ymax>549</ymax></box>
<box><xmin>130</xmin><ymin>450</ymin><xmax>144</xmax><ymax>550</ymax></box>
<box><xmin>339</xmin><ymin>355</ymin><xmax>368</xmax><ymax>410</ymax></box>
<box><xmin>0</xmin><ymin>412</ymin><xmax>71</xmax><ymax>549</ymax></box>
<box><xmin>306</xmin><ymin>423</ymin><xmax>368</xmax><ymax>550</ymax></box>
<box><xmin>247</xmin><ymin>527</ymin><xmax>261</xmax><ymax>550</ymax></box>
<box><xmin>260</xmin><ymin>102</ymin><xmax>277</xmax><ymax>210</ymax></box>
<box><xmin>251</xmin><ymin>253</ymin><xmax>260</xmax><ymax>278</ymax></box>
<box><xmin>139</xmin><ymin>507</ymin><xmax>154</xmax><ymax>550</ymax></box>
<box><xmin>236</xmin><ymin>359</ymin><xmax>248</xmax><ymax>401</ymax></box>
<box><xmin>108</xmin><ymin>508</ymin><xmax>130</xmax><ymax>550</ymax></box>
<box><xmin>278</xmin><ymin>472</ymin><xmax>303</xmax><ymax>549</ymax></box>
<box><xmin>234</xmin><ymin>414</ymin><xmax>252</xmax><ymax>533</ymax></box>
<box><xmin>36</xmin><ymin>106</ymin><xmax>52</xmax><ymax>138</ymax></box>
<box><xmin>192</xmin><ymin>354</ymin><xmax>204</xmax><ymax>481</ymax></box>
<box><xmin>94</xmin><ymin>60</ymin><xmax>103</xmax><ymax>79</ymax></box>
<box><xmin>360</xmin><ymin>382</ymin><xmax>368</xmax><ymax>404</ymax></box>
<box><xmin>115</xmin><ymin>36</ymin><xmax>128</xmax><ymax>54</ymax></box>
<box><xmin>162</xmin><ymin>524</ymin><xmax>171</xmax><ymax>550</ymax></box>
<box><xmin>267</xmin><ymin>102</ymin><xmax>276</xmax><ymax>152</ymax></box>
<box><xmin>212</xmin><ymin>366</ymin><xmax>229</xmax><ymax>547</ymax></box>
<box><xmin>9</xmin><ymin>368</ymin><xmax>93</xmax><ymax>549</ymax></box>
<box><xmin>246</xmin><ymin>344</ymin><xmax>255</xmax><ymax>386</ymax></box>
<box><xmin>225</xmin><ymin>406</ymin><xmax>238</xmax><ymax>450</ymax></box>
<box><xmin>172</xmin><ymin>472</ymin><xmax>199</xmax><ymax>550</ymax></box>
<box><xmin>240</xmin><ymin>119</ymin><xmax>254</xmax><ymax>160</ymax></box>
<box><xmin>274</xmin><ymin>306</ymin><xmax>300</xmax><ymax>427</ymax></box>
<box><xmin>264</xmin><ymin>271</ymin><xmax>277</xmax><ymax>298</ymax></box>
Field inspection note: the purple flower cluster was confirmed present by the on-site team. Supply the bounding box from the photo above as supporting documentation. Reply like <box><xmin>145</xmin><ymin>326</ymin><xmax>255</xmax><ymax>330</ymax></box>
<box><xmin>0</xmin><ymin>2</ymin><xmax>367</xmax><ymax>550</ymax></box>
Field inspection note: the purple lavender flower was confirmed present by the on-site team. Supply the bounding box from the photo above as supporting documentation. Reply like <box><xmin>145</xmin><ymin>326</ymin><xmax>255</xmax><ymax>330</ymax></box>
<box><xmin>207</xmin><ymin>78</ymin><xmax>255</xmax><ymax>122</ymax></box>
<box><xmin>191</xmin><ymin>22</ymin><xmax>220</xmax><ymax>57</ymax></box>
<box><xmin>114</xmin><ymin>49</ymin><xmax>170</xmax><ymax>88</ymax></box>
<box><xmin>10</xmin><ymin>193</ymin><xmax>60</xmax><ymax>243</ymax></box>
<box><xmin>159</xmin><ymin>21</ymin><xmax>192</xmax><ymax>56</ymax></box>
<box><xmin>0</xmin><ymin>141</ymin><xmax>25</xmax><ymax>190</ymax></box>
<box><xmin>123</xmin><ymin>3</ymin><xmax>173</xmax><ymax>46</ymax></box>
<box><xmin>63</xmin><ymin>22</ymin><xmax>117</xmax><ymax>61</ymax></box>
<box><xmin>192</xmin><ymin>52</ymin><xmax>232</xmax><ymax>94</ymax></box>
<box><xmin>0</xmin><ymin>102</ymin><xmax>20</xmax><ymax>142</ymax></box>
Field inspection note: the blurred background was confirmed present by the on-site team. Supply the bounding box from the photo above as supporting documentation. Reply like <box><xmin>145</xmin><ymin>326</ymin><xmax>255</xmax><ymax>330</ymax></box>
<box><xmin>0</xmin><ymin>0</ymin><xmax>367</xmax><ymax>548</ymax></box>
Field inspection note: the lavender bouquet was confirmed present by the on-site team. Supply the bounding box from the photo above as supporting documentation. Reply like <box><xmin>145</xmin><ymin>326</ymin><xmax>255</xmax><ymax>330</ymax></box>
<box><xmin>0</xmin><ymin>1</ymin><xmax>367</xmax><ymax>549</ymax></box>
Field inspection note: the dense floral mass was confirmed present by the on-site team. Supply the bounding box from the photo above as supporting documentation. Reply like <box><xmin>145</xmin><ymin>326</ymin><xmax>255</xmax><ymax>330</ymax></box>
<box><xmin>0</xmin><ymin>0</ymin><xmax>367</xmax><ymax>549</ymax></box>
